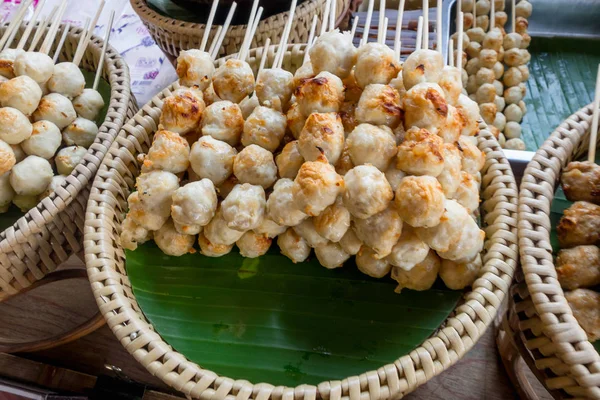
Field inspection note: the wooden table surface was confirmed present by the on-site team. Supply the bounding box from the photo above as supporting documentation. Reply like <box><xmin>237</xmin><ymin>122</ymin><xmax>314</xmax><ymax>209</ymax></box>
<box><xmin>0</xmin><ymin>257</ymin><xmax>550</xmax><ymax>399</ymax></box>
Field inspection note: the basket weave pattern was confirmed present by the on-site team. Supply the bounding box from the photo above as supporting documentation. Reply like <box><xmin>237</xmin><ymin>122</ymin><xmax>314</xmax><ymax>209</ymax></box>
<box><xmin>85</xmin><ymin>45</ymin><xmax>519</xmax><ymax>399</ymax></box>
<box><xmin>131</xmin><ymin>0</ymin><xmax>348</xmax><ymax>59</ymax></box>
<box><xmin>516</xmin><ymin>104</ymin><xmax>600</xmax><ymax>398</ymax></box>
<box><xmin>0</xmin><ymin>24</ymin><xmax>137</xmax><ymax>299</ymax></box>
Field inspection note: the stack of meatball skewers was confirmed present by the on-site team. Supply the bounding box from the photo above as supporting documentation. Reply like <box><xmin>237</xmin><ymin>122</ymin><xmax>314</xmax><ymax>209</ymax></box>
<box><xmin>0</xmin><ymin>1</ymin><xmax>112</xmax><ymax>213</ymax></box>
<box><xmin>120</xmin><ymin>0</ymin><xmax>490</xmax><ymax>294</ymax></box>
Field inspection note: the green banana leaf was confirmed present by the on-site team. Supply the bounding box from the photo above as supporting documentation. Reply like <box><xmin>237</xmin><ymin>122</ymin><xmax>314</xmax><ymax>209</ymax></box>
<box><xmin>522</xmin><ymin>37</ymin><xmax>600</xmax><ymax>151</ymax></box>
<box><xmin>0</xmin><ymin>70</ymin><xmax>110</xmax><ymax>231</ymax></box>
<box><xmin>127</xmin><ymin>242</ymin><xmax>463</xmax><ymax>386</ymax></box>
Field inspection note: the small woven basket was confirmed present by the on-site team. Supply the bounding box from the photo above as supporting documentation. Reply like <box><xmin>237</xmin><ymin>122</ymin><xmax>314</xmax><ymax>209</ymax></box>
<box><xmin>513</xmin><ymin>103</ymin><xmax>600</xmax><ymax>398</ymax></box>
<box><xmin>85</xmin><ymin>44</ymin><xmax>519</xmax><ymax>399</ymax></box>
<box><xmin>131</xmin><ymin>0</ymin><xmax>350</xmax><ymax>61</ymax></box>
<box><xmin>0</xmin><ymin>24</ymin><xmax>137</xmax><ymax>300</ymax></box>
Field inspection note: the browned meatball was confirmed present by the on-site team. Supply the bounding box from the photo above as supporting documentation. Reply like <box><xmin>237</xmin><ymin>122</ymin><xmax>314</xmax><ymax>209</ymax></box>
<box><xmin>556</xmin><ymin>245</ymin><xmax>600</xmax><ymax>290</ymax></box>
<box><xmin>562</xmin><ymin>161</ymin><xmax>600</xmax><ymax>204</ymax></box>
<box><xmin>557</xmin><ymin>201</ymin><xmax>600</xmax><ymax>248</ymax></box>
<box><xmin>565</xmin><ymin>289</ymin><xmax>600</xmax><ymax>342</ymax></box>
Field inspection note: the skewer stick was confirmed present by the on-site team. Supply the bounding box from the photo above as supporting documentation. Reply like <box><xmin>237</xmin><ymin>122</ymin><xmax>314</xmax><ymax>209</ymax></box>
<box><xmin>320</xmin><ymin>0</ymin><xmax>332</xmax><ymax>35</ymax></box>
<box><xmin>588</xmin><ymin>65</ymin><xmax>600</xmax><ymax>162</ymax></box>
<box><xmin>210</xmin><ymin>2</ymin><xmax>236</xmax><ymax>60</ymax></box>
<box><xmin>73</xmin><ymin>0</ymin><xmax>106</xmax><ymax>66</ymax></box>
<box><xmin>456</xmin><ymin>11</ymin><xmax>464</xmax><ymax>70</ymax></box>
<box><xmin>361</xmin><ymin>0</ymin><xmax>374</xmax><ymax>46</ymax></box>
<box><xmin>436</xmin><ymin>0</ymin><xmax>442</xmax><ymax>52</ymax></box>
<box><xmin>393</xmin><ymin>0</ymin><xmax>405</xmax><ymax>60</ymax></box>
<box><xmin>422</xmin><ymin>0</ymin><xmax>428</xmax><ymax>49</ymax></box>
<box><xmin>329</xmin><ymin>0</ymin><xmax>337</xmax><ymax>31</ymax></box>
<box><xmin>208</xmin><ymin>25</ymin><xmax>223</xmax><ymax>56</ymax></box>
<box><xmin>490</xmin><ymin>0</ymin><xmax>495</xmax><ymax>30</ymax></box>
<box><xmin>28</xmin><ymin>7</ymin><xmax>57</xmax><ymax>51</ymax></box>
<box><xmin>448</xmin><ymin>36</ymin><xmax>454</xmax><ymax>66</ymax></box>
<box><xmin>93</xmin><ymin>11</ymin><xmax>114</xmax><ymax>91</ymax></box>
<box><xmin>350</xmin><ymin>15</ymin><xmax>359</xmax><ymax>39</ymax></box>
<box><xmin>381</xmin><ymin>17</ymin><xmax>388</xmax><ymax>45</ymax></box>
<box><xmin>53</xmin><ymin>22</ymin><xmax>70</xmax><ymax>63</ymax></box>
<box><xmin>239</xmin><ymin>6</ymin><xmax>263</xmax><ymax>61</ymax></box>
<box><xmin>258</xmin><ymin>37</ymin><xmax>271</xmax><ymax>74</ymax></box>
<box><xmin>377</xmin><ymin>0</ymin><xmax>385</xmax><ymax>44</ymax></box>
<box><xmin>238</xmin><ymin>0</ymin><xmax>259</xmax><ymax>60</ymax></box>
<box><xmin>415</xmin><ymin>15</ymin><xmax>423</xmax><ymax>51</ymax></box>
<box><xmin>200</xmin><ymin>0</ymin><xmax>219</xmax><ymax>52</ymax></box>
<box><xmin>303</xmin><ymin>14</ymin><xmax>319</xmax><ymax>63</ymax></box>
<box><xmin>16</xmin><ymin>0</ymin><xmax>46</xmax><ymax>50</ymax></box>
<box><xmin>511</xmin><ymin>0</ymin><xmax>515</xmax><ymax>33</ymax></box>
<box><xmin>0</xmin><ymin>0</ymin><xmax>34</xmax><ymax>50</ymax></box>
<box><xmin>457</xmin><ymin>0</ymin><xmax>461</xmax><ymax>29</ymax></box>
<box><xmin>40</xmin><ymin>0</ymin><xmax>67</xmax><ymax>55</ymax></box>
<box><xmin>75</xmin><ymin>18</ymin><xmax>91</xmax><ymax>58</ymax></box>
<box><xmin>274</xmin><ymin>0</ymin><xmax>297</xmax><ymax>69</ymax></box>
<box><xmin>473</xmin><ymin>0</ymin><xmax>476</xmax><ymax>28</ymax></box>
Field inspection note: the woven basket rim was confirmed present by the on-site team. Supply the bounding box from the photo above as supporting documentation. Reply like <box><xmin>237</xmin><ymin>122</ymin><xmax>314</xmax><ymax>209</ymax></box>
<box><xmin>131</xmin><ymin>0</ymin><xmax>325</xmax><ymax>40</ymax></box>
<box><xmin>517</xmin><ymin>103</ymin><xmax>600</xmax><ymax>397</ymax></box>
<box><xmin>0</xmin><ymin>23</ymin><xmax>134</xmax><ymax>297</ymax></box>
<box><xmin>84</xmin><ymin>44</ymin><xmax>519</xmax><ymax>399</ymax></box>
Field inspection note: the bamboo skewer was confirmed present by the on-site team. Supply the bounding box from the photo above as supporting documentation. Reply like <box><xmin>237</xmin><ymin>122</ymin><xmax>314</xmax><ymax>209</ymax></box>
<box><xmin>208</xmin><ymin>25</ymin><xmax>223</xmax><ymax>56</ymax></box>
<box><xmin>303</xmin><ymin>15</ymin><xmax>319</xmax><ymax>63</ymax></box>
<box><xmin>93</xmin><ymin>10</ymin><xmax>115</xmax><ymax>91</ymax></box>
<box><xmin>415</xmin><ymin>15</ymin><xmax>423</xmax><ymax>51</ymax></box>
<box><xmin>53</xmin><ymin>22</ymin><xmax>70</xmax><ymax>63</ymax></box>
<box><xmin>360</xmin><ymin>0</ymin><xmax>374</xmax><ymax>46</ymax></box>
<box><xmin>350</xmin><ymin>15</ymin><xmax>359</xmax><ymax>40</ymax></box>
<box><xmin>74</xmin><ymin>18</ymin><xmax>91</xmax><ymax>58</ymax></box>
<box><xmin>377</xmin><ymin>0</ymin><xmax>385</xmax><ymax>44</ymax></box>
<box><xmin>40</xmin><ymin>0</ymin><xmax>67</xmax><ymax>55</ymax></box>
<box><xmin>16</xmin><ymin>0</ymin><xmax>46</xmax><ymax>50</ymax></box>
<box><xmin>329</xmin><ymin>0</ymin><xmax>337</xmax><ymax>31</ymax></box>
<box><xmin>28</xmin><ymin>7</ymin><xmax>57</xmax><ymax>51</ymax></box>
<box><xmin>257</xmin><ymin>37</ymin><xmax>271</xmax><ymax>74</ymax></box>
<box><xmin>0</xmin><ymin>0</ymin><xmax>34</xmax><ymax>50</ymax></box>
<box><xmin>239</xmin><ymin>5</ymin><xmax>263</xmax><ymax>61</ymax></box>
<box><xmin>490</xmin><ymin>0</ymin><xmax>495</xmax><ymax>30</ymax></box>
<box><xmin>473</xmin><ymin>0</ymin><xmax>477</xmax><ymax>28</ymax></box>
<box><xmin>457</xmin><ymin>11</ymin><xmax>464</xmax><ymax>71</ymax></box>
<box><xmin>320</xmin><ymin>0</ymin><xmax>332</xmax><ymax>35</ymax></box>
<box><xmin>393</xmin><ymin>0</ymin><xmax>405</xmax><ymax>60</ymax></box>
<box><xmin>588</xmin><ymin>65</ymin><xmax>600</xmax><ymax>162</ymax></box>
<box><xmin>436</xmin><ymin>0</ymin><xmax>442</xmax><ymax>53</ymax></box>
<box><xmin>200</xmin><ymin>0</ymin><xmax>219</xmax><ymax>52</ymax></box>
<box><xmin>457</xmin><ymin>0</ymin><xmax>462</xmax><ymax>29</ymax></box>
<box><xmin>448</xmin><ymin>36</ymin><xmax>454</xmax><ymax>66</ymax></box>
<box><xmin>381</xmin><ymin>17</ymin><xmax>388</xmax><ymax>45</ymax></box>
<box><xmin>511</xmin><ymin>0</ymin><xmax>516</xmax><ymax>33</ymax></box>
<box><xmin>238</xmin><ymin>0</ymin><xmax>259</xmax><ymax>60</ymax></box>
<box><xmin>422</xmin><ymin>0</ymin><xmax>428</xmax><ymax>49</ymax></box>
<box><xmin>73</xmin><ymin>0</ymin><xmax>105</xmax><ymax>66</ymax></box>
<box><xmin>274</xmin><ymin>0</ymin><xmax>297</xmax><ymax>69</ymax></box>
<box><xmin>210</xmin><ymin>2</ymin><xmax>236</xmax><ymax>60</ymax></box>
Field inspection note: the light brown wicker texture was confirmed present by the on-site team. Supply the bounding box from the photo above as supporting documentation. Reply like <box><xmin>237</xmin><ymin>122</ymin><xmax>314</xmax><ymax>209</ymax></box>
<box><xmin>0</xmin><ymin>23</ymin><xmax>137</xmax><ymax>300</ymax></box>
<box><xmin>517</xmin><ymin>103</ymin><xmax>600</xmax><ymax>399</ymax></box>
<box><xmin>85</xmin><ymin>44</ymin><xmax>519</xmax><ymax>399</ymax></box>
<box><xmin>131</xmin><ymin>0</ymin><xmax>349</xmax><ymax>60</ymax></box>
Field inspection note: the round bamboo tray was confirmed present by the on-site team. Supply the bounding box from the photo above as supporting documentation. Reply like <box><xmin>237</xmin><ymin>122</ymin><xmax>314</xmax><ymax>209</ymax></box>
<box><xmin>85</xmin><ymin>44</ymin><xmax>519</xmax><ymax>398</ymax></box>
<box><xmin>513</xmin><ymin>103</ymin><xmax>600</xmax><ymax>398</ymax></box>
<box><xmin>0</xmin><ymin>23</ymin><xmax>137</xmax><ymax>302</ymax></box>
<box><xmin>131</xmin><ymin>0</ymin><xmax>350</xmax><ymax>61</ymax></box>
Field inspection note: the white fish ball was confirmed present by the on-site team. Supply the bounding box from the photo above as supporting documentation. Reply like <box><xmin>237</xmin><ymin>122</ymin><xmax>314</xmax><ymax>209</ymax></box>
<box><xmin>21</xmin><ymin>121</ymin><xmax>61</xmax><ymax>159</ymax></box>
<box><xmin>55</xmin><ymin>145</ymin><xmax>87</xmax><ymax>175</ymax></box>
<box><xmin>62</xmin><ymin>117</ymin><xmax>99</xmax><ymax>148</ymax></box>
<box><xmin>73</xmin><ymin>89</ymin><xmax>105</xmax><ymax>121</ymax></box>
<box><xmin>0</xmin><ymin>107</ymin><xmax>32</xmax><ymax>144</ymax></box>
<box><xmin>10</xmin><ymin>155</ymin><xmax>53</xmax><ymax>196</ymax></box>
<box><xmin>48</xmin><ymin>62</ymin><xmax>85</xmax><ymax>99</ymax></box>
<box><xmin>33</xmin><ymin>93</ymin><xmax>77</xmax><ymax>129</ymax></box>
<box><xmin>14</xmin><ymin>52</ymin><xmax>54</xmax><ymax>84</ymax></box>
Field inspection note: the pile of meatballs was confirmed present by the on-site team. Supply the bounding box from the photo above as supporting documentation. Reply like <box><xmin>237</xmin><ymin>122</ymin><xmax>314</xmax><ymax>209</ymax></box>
<box><xmin>121</xmin><ymin>28</ymin><xmax>488</xmax><ymax>293</ymax></box>
<box><xmin>455</xmin><ymin>0</ymin><xmax>532</xmax><ymax>150</ymax></box>
<box><xmin>553</xmin><ymin>161</ymin><xmax>600</xmax><ymax>342</ymax></box>
<box><xmin>0</xmin><ymin>48</ymin><xmax>104</xmax><ymax>213</ymax></box>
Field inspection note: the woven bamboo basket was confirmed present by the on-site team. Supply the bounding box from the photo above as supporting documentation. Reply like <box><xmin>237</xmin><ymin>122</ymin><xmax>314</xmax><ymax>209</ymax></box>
<box><xmin>131</xmin><ymin>0</ymin><xmax>350</xmax><ymax>61</ymax></box>
<box><xmin>85</xmin><ymin>44</ymin><xmax>519</xmax><ymax>398</ymax></box>
<box><xmin>0</xmin><ymin>23</ymin><xmax>137</xmax><ymax>302</ymax></box>
<box><xmin>509</xmin><ymin>103</ymin><xmax>600</xmax><ymax>398</ymax></box>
